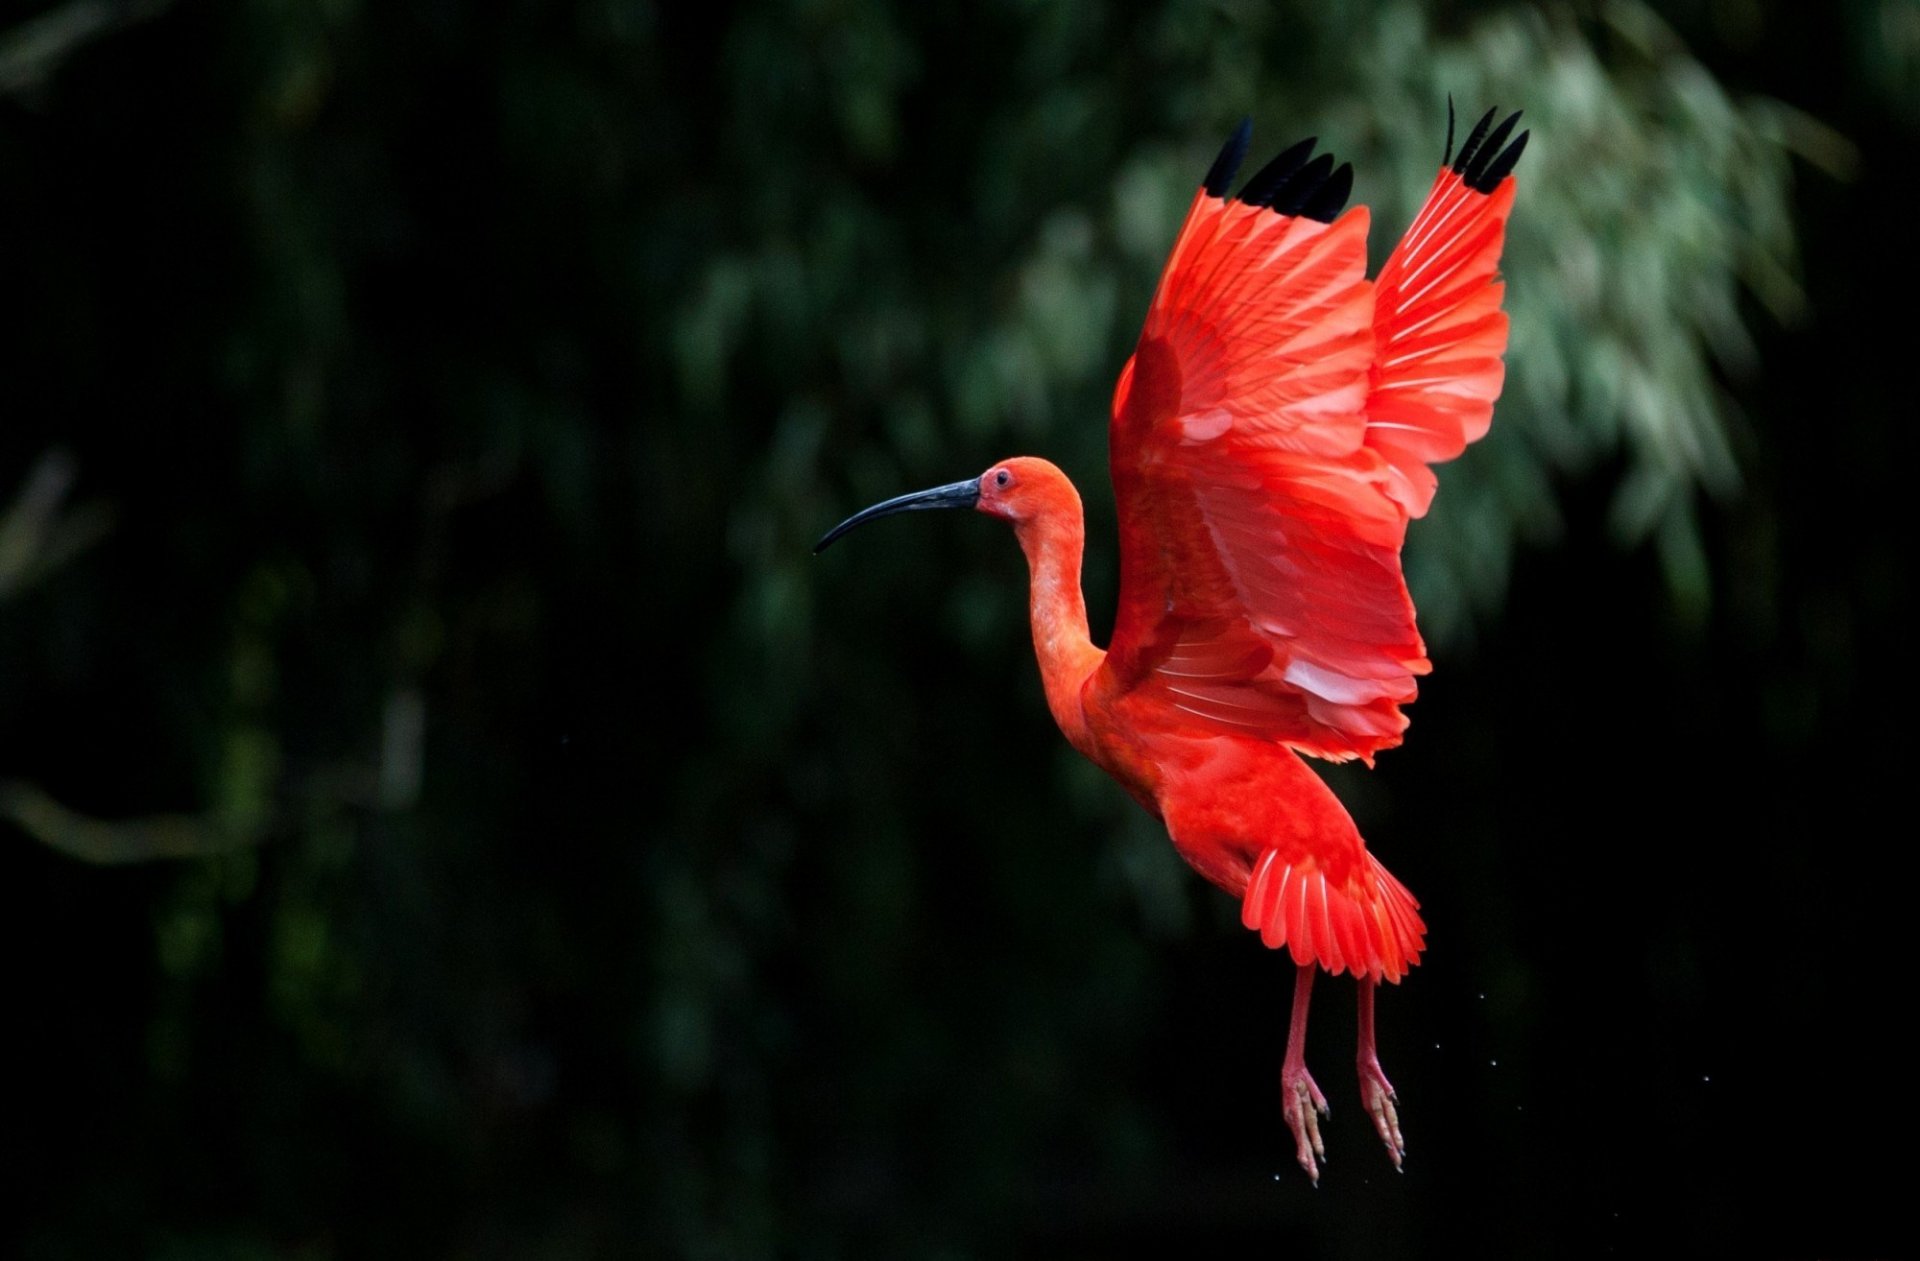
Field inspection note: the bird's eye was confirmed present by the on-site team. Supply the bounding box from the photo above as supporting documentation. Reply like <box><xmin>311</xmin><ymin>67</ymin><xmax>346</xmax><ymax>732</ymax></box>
<box><xmin>995</xmin><ymin>469</ymin><xmax>1012</xmax><ymax>488</ymax></box>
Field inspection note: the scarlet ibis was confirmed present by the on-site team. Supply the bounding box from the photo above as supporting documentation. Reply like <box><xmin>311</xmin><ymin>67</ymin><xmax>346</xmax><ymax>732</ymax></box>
<box><xmin>817</xmin><ymin>105</ymin><xmax>1527</xmax><ymax>1182</ymax></box>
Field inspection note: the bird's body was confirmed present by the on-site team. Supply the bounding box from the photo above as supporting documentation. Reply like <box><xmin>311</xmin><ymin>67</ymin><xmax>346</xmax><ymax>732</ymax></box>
<box><xmin>818</xmin><ymin>106</ymin><xmax>1527</xmax><ymax>1181</ymax></box>
<box><xmin>996</xmin><ymin>461</ymin><xmax>1417</xmax><ymax>961</ymax></box>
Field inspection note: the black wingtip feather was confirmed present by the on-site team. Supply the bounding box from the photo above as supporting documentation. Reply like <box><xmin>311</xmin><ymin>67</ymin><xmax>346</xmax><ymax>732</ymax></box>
<box><xmin>1269</xmin><ymin>152</ymin><xmax>1336</xmax><ymax>216</ymax></box>
<box><xmin>1470</xmin><ymin>128</ymin><xmax>1529</xmax><ymax>192</ymax></box>
<box><xmin>1443</xmin><ymin>95</ymin><xmax>1457</xmax><ymax>166</ymax></box>
<box><xmin>1452</xmin><ymin>106</ymin><xmax>1498</xmax><ymax>174</ymax></box>
<box><xmin>1298</xmin><ymin>161</ymin><xmax>1354</xmax><ymax>223</ymax></box>
<box><xmin>1206</xmin><ymin>125</ymin><xmax>1357</xmax><ymax>222</ymax></box>
<box><xmin>1205</xmin><ymin>116</ymin><xmax>1253</xmax><ymax>197</ymax></box>
<box><xmin>1237</xmin><ymin>136</ymin><xmax>1317</xmax><ymax>207</ymax></box>
<box><xmin>1462</xmin><ymin>111</ymin><xmax>1521</xmax><ymax>186</ymax></box>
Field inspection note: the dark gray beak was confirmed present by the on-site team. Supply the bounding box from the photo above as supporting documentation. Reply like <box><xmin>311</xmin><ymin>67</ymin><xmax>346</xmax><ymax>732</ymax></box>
<box><xmin>814</xmin><ymin>478</ymin><xmax>982</xmax><ymax>553</ymax></box>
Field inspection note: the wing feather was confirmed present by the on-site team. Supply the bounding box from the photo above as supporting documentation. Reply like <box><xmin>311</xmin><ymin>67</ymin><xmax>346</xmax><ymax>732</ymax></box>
<box><xmin>1095</xmin><ymin>124</ymin><xmax>1521</xmax><ymax>761</ymax></box>
<box><xmin>1367</xmin><ymin>162</ymin><xmax>1521</xmax><ymax>516</ymax></box>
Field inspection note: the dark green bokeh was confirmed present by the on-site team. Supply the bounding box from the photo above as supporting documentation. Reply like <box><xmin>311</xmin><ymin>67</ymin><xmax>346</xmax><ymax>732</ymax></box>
<box><xmin>2</xmin><ymin>1</ymin><xmax>1913</xmax><ymax>1256</ymax></box>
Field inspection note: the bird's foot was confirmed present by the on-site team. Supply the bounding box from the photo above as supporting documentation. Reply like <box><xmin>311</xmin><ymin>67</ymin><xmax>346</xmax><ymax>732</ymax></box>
<box><xmin>1282</xmin><ymin>1064</ymin><xmax>1331</xmax><ymax>1183</ymax></box>
<box><xmin>1358</xmin><ymin>1054</ymin><xmax>1404</xmax><ymax>1169</ymax></box>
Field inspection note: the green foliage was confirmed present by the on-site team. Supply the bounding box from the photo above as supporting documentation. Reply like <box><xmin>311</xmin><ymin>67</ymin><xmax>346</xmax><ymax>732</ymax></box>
<box><xmin>1408</xmin><ymin>2</ymin><xmax>1830</xmax><ymax>629</ymax></box>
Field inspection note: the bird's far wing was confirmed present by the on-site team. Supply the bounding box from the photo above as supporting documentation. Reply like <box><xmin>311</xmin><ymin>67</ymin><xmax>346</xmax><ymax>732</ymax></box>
<box><xmin>1097</xmin><ymin>123</ymin><xmax>1426</xmax><ymax>763</ymax></box>
<box><xmin>1366</xmin><ymin>106</ymin><xmax>1529</xmax><ymax>516</ymax></box>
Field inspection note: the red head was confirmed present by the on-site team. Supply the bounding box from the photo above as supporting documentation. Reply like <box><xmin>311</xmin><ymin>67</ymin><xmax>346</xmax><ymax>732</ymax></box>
<box><xmin>975</xmin><ymin>457</ymin><xmax>1080</xmax><ymax>529</ymax></box>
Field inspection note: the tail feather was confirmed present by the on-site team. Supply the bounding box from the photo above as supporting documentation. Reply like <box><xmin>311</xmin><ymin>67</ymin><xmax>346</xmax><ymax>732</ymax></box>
<box><xmin>1240</xmin><ymin>849</ymin><xmax>1427</xmax><ymax>982</ymax></box>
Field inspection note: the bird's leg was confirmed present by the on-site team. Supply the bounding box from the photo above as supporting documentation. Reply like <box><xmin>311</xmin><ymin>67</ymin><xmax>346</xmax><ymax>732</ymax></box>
<box><xmin>1356</xmin><ymin>976</ymin><xmax>1405</xmax><ymax>1168</ymax></box>
<box><xmin>1281</xmin><ymin>962</ymin><xmax>1330</xmax><ymax>1182</ymax></box>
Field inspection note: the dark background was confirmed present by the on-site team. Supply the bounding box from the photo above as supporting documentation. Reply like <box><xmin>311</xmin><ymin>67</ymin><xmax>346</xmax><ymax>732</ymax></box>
<box><xmin>2</xmin><ymin>0</ymin><xmax>1914</xmax><ymax>1256</ymax></box>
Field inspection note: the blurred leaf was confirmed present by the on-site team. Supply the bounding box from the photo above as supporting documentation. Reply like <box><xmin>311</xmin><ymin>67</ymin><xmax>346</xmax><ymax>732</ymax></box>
<box><xmin>0</xmin><ymin>450</ymin><xmax>113</xmax><ymax>599</ymax></box>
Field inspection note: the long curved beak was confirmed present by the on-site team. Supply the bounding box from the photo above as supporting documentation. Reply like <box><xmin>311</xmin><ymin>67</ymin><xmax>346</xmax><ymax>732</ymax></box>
<box><xmin>814</xmin><ymin>478</ymin><xmax>981</xmax><ymax>553</ymax></box>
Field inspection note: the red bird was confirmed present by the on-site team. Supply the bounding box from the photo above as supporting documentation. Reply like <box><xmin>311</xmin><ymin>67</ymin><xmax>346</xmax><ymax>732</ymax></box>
<box><xmin>818</xmin><ymin>106</ymin><xmax>1527</xmax><ymax>1181</ymax></box>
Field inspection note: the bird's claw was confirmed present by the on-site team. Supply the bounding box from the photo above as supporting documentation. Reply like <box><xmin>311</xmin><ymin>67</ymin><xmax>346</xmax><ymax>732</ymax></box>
<box><xmin>1359</xmin><ymin>1055</ymin><xmax>1405</xmax><ymax>1168</ymax></box>
<box><xmin>1282</xmin><ymin>1065</ymin><xmax>1331</xmax><ymax>1183</ymax></box>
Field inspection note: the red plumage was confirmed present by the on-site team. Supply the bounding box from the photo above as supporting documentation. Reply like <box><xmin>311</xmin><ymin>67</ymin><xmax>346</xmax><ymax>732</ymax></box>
<box><xmin>818</xmin><ymin>107</ymin><xmax>1528</xmax><ymax>1180</ymax></box>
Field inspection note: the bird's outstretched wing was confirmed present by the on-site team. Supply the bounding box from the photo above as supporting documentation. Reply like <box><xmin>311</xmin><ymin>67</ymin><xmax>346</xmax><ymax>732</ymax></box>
<box><xmin>1095</xmin><ymin>113</ymin><xmax>1526</xmax><ymax>762</ymax></box>
<box><xmin>1368</xmin><ymin>107</ymin><xmax>1527</xmax><ymax>517</ymax></box>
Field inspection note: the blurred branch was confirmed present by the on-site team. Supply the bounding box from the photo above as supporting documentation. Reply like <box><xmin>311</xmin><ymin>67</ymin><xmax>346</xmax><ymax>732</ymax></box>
<box><xmin>0</xmin><ymin>680</ymin><xmax>423</xmax><ymax>862</ymax></box>
<box><xmin>0</xmin><ymin>780</ymin><xmax>258</xmax><ymax>864</ymax></box>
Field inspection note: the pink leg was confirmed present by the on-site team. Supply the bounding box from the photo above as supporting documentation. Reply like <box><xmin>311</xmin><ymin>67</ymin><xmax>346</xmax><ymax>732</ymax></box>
<box><xmin>1281</xmin><ymin>963</ymin><xmax>1330</xmax><ymax>1183</ymax></box>
<box><xmin>1356</xmin><ymin>976</ymin><xmax>1405</xmax><ymax>1168</ymax></box>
